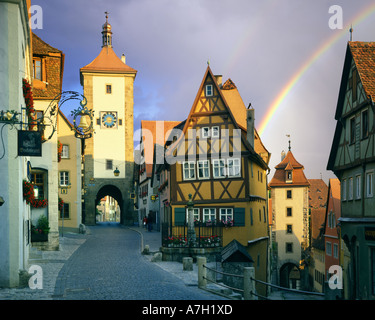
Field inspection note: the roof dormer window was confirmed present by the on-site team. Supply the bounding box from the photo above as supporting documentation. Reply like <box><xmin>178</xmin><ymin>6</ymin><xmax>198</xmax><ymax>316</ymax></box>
<box><xmin>286</xmin><ymin>170</ymin><xmax>293</xmax><ymax>183</ymax></box>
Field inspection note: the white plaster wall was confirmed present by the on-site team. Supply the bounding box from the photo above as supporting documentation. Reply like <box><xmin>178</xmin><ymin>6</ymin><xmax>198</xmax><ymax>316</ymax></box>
<box><xmin>0</xmin><ymin>0</ymin><xmax>31</xmax><ymax>287</ymax></box>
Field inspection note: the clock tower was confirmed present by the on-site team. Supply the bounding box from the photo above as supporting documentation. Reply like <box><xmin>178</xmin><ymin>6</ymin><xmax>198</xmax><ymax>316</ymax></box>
<box><xmin>80</xmin><ymin>13</ymin><xmax>137</xmax><ymax>225</ymax></box>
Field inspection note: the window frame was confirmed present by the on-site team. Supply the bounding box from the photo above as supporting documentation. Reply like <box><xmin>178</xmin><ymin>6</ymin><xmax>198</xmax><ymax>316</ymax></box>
<box><xmin>59</xmin><ymin>171</ymin><xmax>70</xmax><ymax>187</ymax></box>
<box><xmin>342</xmin><ymin>179</ymin><xmax>347</xmax><ymax>201</ymax></box>
<box><xmin>367</xmin><ymin>171</ymin><xmax>374</xmax><ymax>198</ymax></box>
<box><xmin>212</xmin><ymin>159</ymin><xmax>226</xmax><ymax>178</ymax></box>
<box><xmin>333</xmin><ymin>243</ymin><xmax>339</xmax><ymax>259</ymax></box>
<box><xmin>286</xmin><ymin>207</ymin><xmax>292</xmax><ymax>217</ymax></box>
<box><xmin>326</xmin><ymin>241</ymin><xmax>332</xmax><ymax>256</ymax></box>
<box><xmin>203</xmin><ymin>208</ymin><xmax>216</xmax><ymax>222</ymax></box>
<box><xmin>219</xmin><ymin>208</ymin><xmax>233</xmax><ymax>222</ymax></box>
<box><xmin>286</xmin><ymin>242</ymin><xmax>293</xmax><ymax>253</ymax></box>
<box><xmin>286</xmin><ymin>190</ymin><xmax>292</xmax><ymax>199</ymax></box>
<box><xmin>106</xmin><ymin>159</ymin><xmax>113</xmax><ymax>170</ymax></box>
<box><xmin>348</xmin><ymin>177</ymin><xmax>353</xmax><ymax>200</ymax></box>
<box><xmin>60</xmin><ymin>203</ymin><xmax>70</xmax><ymax>219</ymax></box>
<box><xmin>197</xmin><ymin>160</ymin><xmax>210</xmax><ymax>179</ymax></box>
<box><xmin>201</xmin><ymin>127</ymin><xmax>210</xmax><ymax>138</ymax></box>
<box><xmin>31</xmin><ymin>171</ymin><xmax>46</xmax><ymax>200</ymax></box>
<box><xmin>183</xmin><ymin>161</ymin><xmax>196</xmax><ymax>180</ymax></box>
<box><xmin>33</xmin><ymin>58</ymin><xmax>42</xmax><ymax>81</ymax></box>
<box><xmin>350</xmin><ymin>116</ymin><xmax>356</xmax><ymax>145</ymax></box>
<box><xmin>61</xmin><ymin>144</ymin><xmax>69</xmax><ymax>159</ymax></box>
<box><xmin>286</xmin><ymin>224</ymin><xmax>293</xmax><ymax>234</ymax></box>
<box><xmin>362</xmin><ymin>109</ymin><xmax>369</xmax><ymax>139</ymax></box>
<box><xmin>205</xmin><ymin>84</ymin><xmax>213</xmax><ymax>97</ymax></box>
<box><xmin>106</xmin><ymin>84</ymin><xmax>112</xmax><ymax>94</ymax></box>
<box><xmin>355</xmin><ymin>174</ymin><xmax>361</xmax><ymax>200</ymax></box>
<box><xmin>211</xmin><ymin>126</ymin><xmax>220</xmax><ymax>138</ymax></box>
<box><xmin>227</xmin><ymin>158</ymin><xmax>241</xmax><ymax>177</ymax></box>
<box><xmin>186</xmin><ymin>207</ymin><xmax>200</xmax><ymax>222</ymax></box>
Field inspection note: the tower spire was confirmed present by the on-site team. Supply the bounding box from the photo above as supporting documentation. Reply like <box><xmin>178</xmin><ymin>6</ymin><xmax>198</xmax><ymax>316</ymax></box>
<box><xmin>102</xmin><ymin>11</ymin><xmax>113</xmax><ymax>47</ymax></box>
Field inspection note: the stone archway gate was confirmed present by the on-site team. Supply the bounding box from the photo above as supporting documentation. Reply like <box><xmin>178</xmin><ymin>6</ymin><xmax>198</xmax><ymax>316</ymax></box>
<box><xmin>83</xmin><ymin>177</ymin><xmax>134</xmax><ymax>226</ymax></box>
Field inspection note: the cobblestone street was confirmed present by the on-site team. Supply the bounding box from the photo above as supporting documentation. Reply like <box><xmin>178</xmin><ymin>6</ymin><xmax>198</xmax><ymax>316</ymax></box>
<box><xmin>0</xmin><ymin>223</ymin><xmax>227</xmax><ymax>300</ymax></box>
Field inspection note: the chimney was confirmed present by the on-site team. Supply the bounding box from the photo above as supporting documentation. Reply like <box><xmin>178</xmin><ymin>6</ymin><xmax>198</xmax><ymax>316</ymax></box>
<box><xmin>281</xmin><ymin>150</ymin><xmax>286</xmax><ymax>161</ymax></box>
<box><xmin>246</xmin><ymin>107</ymin><xmax>255</xmax><ymax>149</ymax></box>
<box><xmin>215</xmin><ymin>75</ymin><xmax>222</xmax><ymax>88</ymax></box>
<box><xmin>121</xmin><ymin>54</ymin><xmax>126</xmax><ymax>64</ymax></box>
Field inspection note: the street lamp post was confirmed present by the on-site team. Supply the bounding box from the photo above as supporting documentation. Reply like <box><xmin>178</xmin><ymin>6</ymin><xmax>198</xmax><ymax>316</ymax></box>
<box><xmin>187</xmin><ymin>194</ymin><xmax>196</xmax><ymax>247</ymax></box>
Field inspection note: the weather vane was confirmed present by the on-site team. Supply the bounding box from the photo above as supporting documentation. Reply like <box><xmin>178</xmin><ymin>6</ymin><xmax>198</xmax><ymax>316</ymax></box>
<box><xmin>286</xmin><ymin>134</ymin><xmax>291</xmax><ymax>151</ymax></box>
<box><xmin>349</xmin><ymin>24</ymin><xmax>353</xmax><ymax>41</ymax></box>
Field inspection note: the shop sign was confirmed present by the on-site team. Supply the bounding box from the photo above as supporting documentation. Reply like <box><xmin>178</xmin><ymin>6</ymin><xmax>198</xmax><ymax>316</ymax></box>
<box><xmin>364</xmin><ymin>227</ymin><xmax>375</xmax><ymax>241</ymax></box>
<box><xmin>18</xmin><ymin>130</ymin><xmax>42</xmax><ymax>157</ymax></box>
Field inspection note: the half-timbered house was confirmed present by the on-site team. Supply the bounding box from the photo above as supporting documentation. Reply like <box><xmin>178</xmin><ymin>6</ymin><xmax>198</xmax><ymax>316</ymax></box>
<box><xmin>327</xmin><ymin>41</ymin><xmax>375</xmax><ymax>300</ymax></box>
<box><xmin>163</xmin><ymin>66</ymin><xmax>271</xmax><ymax>293</ymax></box>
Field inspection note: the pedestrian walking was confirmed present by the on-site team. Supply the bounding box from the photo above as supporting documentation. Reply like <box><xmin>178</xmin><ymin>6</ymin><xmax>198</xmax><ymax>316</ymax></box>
<box><xmin>143</xmin><ymin>216</ymin><xmax>148</xmax><ymax>229</ymax></box>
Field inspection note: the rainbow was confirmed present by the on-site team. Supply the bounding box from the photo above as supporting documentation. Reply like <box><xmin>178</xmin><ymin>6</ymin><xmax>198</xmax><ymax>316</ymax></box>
<box><xmin>258</xmin><ymin>2</ymin><xmax>375</xmax><ymax>137</ymax></box>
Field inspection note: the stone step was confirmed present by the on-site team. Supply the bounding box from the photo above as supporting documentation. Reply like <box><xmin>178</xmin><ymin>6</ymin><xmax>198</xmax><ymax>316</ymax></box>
<box><xmin>28</xmin><ymin>247</ymin><xmax>43</xmax><ymax>260</ymax></box>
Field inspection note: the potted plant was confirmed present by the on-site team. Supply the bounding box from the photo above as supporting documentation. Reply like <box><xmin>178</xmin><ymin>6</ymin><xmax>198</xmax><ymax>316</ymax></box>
<box><xmin>31</xmin><ymin>215</ymin><xmax>50</xmax><ymax>242</ymax></box>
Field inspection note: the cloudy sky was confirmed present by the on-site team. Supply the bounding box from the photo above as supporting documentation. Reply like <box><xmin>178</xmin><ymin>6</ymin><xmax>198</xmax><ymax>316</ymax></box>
<box><xmin>32</xmin><ymin>0</ymin><xmax>375</xmax><ymax>183</ymax></box>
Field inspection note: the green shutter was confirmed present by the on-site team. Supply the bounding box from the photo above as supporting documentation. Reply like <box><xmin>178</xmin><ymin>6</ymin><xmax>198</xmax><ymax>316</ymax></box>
<box><xmin>234</xmin><ymin>207</ymin><xmax>245</xmax><ymax>226</ymax></box>
<box><xmin>174</xmin><ymin>207</ymin><xmax>186</xmax><ymax>226</ymax></box>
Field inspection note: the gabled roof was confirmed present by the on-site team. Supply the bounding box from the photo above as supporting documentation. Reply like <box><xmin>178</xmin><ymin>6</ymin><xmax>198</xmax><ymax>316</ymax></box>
<box><xmin>328</xmin><ymin>41</ymin><xmax>375</xmax><ymax>171</ymax></box>
<box><xmin>165</xmin><ymin>65</ymin><xmax>269</xmax><ymax>170</ymax></box>
<box><xmin>32</xmin><ymin>32</ymin><xmax>64</xmax><ymax>99</ymax></box>
<box><xmin>220</xmin><ymin>79</ymin><xmax>270</xmax><ymax>165</ymax></box>
<box><xmin>269</xmin><ymin>150</ymin><xmax>309</xmax><ymax>187</ymax></box>
<box><xmin>221</xmin><ymin>239</ymin><xmax>254</xmax><ymax>263</ymax></box>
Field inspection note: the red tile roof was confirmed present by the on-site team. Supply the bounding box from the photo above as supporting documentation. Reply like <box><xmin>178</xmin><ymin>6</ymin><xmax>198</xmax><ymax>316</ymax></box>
<box><xmin>32</xmin><ymin>32</ymin><xmax>62</xmax><ymax>54</ymax></box>
<box><xmin>141</xmin><ymin>120</ymin><xmax>181</xmax><ymax>177</ymax></box>
<box><xmin>269</xmin><ymin>151</ymin><xmax>309</xmax><ymax>187</ymax></box>
<box><xmin>308</xmin><ymin>179</ymin><xmax>328</xmax><ymax>209</ymax></box>
<box><xmin>80</xmin><ymin>47</ymin><xmax>137</xmax><ymax>75</ymax></box>
<box><xmin>349</xmin><ymin>41</ymin><xmax>375</xmax><ymax>102</ymax></box>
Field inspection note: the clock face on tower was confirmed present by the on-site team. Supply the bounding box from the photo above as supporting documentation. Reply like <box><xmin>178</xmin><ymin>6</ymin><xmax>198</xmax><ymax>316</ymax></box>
<box><xmin>101</xmin><ymin>111</ymin><xmax>117</xmax><ymax>129</ymax></box>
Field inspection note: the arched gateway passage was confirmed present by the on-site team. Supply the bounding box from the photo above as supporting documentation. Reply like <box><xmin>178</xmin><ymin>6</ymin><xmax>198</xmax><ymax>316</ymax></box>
<box><xmin>83</xmin><ymin>179</ymin><xmax>134</xmax><ymax>226</ymax></box>
<box><xmin>95</xmin><ymin>185</ymin><xmax>123</xmax><ymax>224</ymax></box>
<box><xmin>280</xmin><ymin>263</ymin><xmax>301</xmax><ymax>289</ymax></box>
<box><xmin>96</xmin><ymin>185</ymin><xmax>122</xmax><ymax>223</ymax></box>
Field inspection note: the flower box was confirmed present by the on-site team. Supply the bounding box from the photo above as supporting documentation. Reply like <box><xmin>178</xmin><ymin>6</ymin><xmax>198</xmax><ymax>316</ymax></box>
<box><xmin>31</xmin><ymin>233</ymin><xmax>48</xmax><ymax>242</ymax></box>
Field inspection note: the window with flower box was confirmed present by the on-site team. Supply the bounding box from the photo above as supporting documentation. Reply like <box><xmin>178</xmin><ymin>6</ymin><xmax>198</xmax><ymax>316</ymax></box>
<box><xmin>203</xmin><ymin>208</ymin><xmax>216</xmax><ymax>223</ymax></box>
<box><xmin>186</xmin><ymin>208</ymin><xmax>200</xmax><ymax>223</ymax></box>
<box><xmin>31</xmin><ymin>172</ymin><xmax>45</xmax><ymax>200</ymax></box>
<box><xmin>220</xmin><ymin>208</ymin><xmax>233</xmax><ymax>222</ymax></box>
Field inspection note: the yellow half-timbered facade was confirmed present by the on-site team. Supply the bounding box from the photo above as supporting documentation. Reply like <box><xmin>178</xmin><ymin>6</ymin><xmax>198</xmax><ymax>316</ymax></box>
<box><xmin>164</xmin><ymin>66</ymin><xmax>271</xmax><ymax>292</ymax></box>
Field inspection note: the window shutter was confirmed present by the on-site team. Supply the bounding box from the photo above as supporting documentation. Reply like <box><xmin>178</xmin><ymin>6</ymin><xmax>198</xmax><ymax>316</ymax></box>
<box><xmin>174</xmin><ymin>207</ymin><xmax>186</xmax><ymax>226</ymax></box>
<box><xmin>234</xmin><ymin>207</ymin><xmax>245</xmax><ymax>226</ymax></box>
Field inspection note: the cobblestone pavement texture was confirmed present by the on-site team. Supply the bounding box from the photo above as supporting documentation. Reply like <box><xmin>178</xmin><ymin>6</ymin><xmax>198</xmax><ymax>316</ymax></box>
<box><xmin>0</xmin><ymin>223</ymin><xmax>227</xmax><ymax>300</ymax></box>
